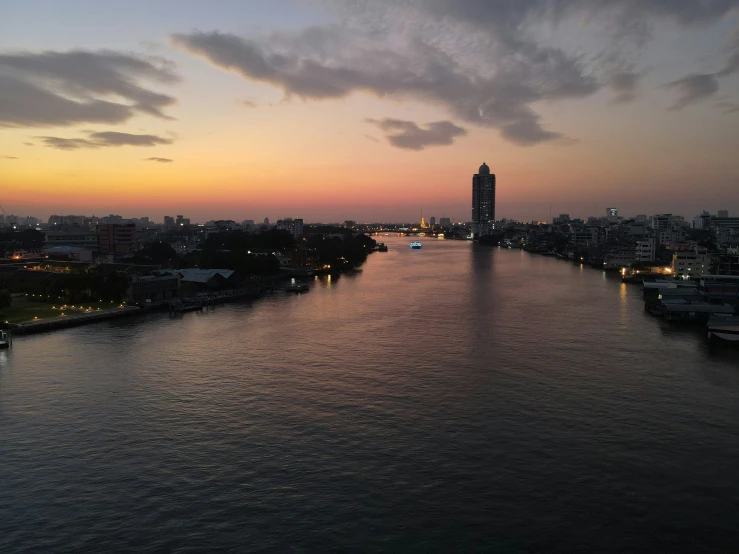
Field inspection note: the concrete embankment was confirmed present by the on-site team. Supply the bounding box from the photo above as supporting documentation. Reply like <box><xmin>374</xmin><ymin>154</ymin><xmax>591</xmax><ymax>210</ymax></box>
<box><xmin>11</xmin><ymin>306</ymin><xmax>143</xmax><ymax>335</ymax></box>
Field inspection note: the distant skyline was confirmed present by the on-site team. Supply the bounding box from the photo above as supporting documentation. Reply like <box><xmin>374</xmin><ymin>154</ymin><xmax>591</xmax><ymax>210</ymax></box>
<box><xmin>2</xmin><ymin>1</ymin><xmax>739</xmax><ymax>222</ymax></box>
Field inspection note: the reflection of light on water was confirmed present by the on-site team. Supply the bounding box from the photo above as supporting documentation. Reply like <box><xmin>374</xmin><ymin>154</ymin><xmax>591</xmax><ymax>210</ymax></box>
<box><xmin>326</xmin><ymin>274</ymin><xmax>332</xmax><ymax>288</ymax></box>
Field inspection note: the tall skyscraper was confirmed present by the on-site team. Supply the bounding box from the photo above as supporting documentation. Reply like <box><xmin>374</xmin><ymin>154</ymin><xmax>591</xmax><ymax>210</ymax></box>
<box><xmin>472</xmin><ymin>162</ymin><xmax>495</xmax><ymax>236</ymax></box>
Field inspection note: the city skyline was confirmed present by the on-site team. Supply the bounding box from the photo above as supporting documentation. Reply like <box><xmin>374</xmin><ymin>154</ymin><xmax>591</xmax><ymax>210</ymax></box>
<box><xmin>2</xmin><ymin>1</ymin><xmax>739</xmax><ymax>222</ymax></box>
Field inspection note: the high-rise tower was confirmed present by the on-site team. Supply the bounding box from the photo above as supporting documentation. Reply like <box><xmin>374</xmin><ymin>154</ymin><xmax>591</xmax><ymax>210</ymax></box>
<box><xmin>472</xmin><ymin>162</ymin><xmax>495</xmax><ymax>237</ymax></box>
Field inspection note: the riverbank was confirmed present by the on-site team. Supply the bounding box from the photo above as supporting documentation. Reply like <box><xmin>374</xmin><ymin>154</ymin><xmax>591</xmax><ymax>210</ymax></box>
<box><xmin>11</xmin><ymin>305</ymin><xmax>143</xmax><ymax>335</ymax></box>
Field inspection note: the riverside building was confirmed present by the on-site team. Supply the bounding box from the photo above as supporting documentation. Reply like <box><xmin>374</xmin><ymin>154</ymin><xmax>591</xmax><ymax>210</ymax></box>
<box><xmin>472</xmin><ymin>162</ymin><xmax>495</xmax><ymax>237</ymax></box>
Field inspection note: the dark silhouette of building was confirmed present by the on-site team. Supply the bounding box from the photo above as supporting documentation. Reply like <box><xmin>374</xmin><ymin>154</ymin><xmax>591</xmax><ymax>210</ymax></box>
<box><xmin>98</xmin><ymin>223</ymin><xmax>137</xmax><ymax>254</ymax></box>
<box><xmin>472</xmin><ymin>162</ymin><xmax>495</xmax><ymax>236</ymax></box>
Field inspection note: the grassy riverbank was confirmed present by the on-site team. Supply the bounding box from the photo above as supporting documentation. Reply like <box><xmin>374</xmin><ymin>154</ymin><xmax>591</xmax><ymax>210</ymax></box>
<box><xmin>1</xmin><ymin>298</ymin><xmax>123</xmax><ymax>324</ymax></box>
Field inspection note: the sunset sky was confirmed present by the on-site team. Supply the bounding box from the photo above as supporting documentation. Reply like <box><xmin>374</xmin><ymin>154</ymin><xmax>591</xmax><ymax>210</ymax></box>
<box><xmin>2</xmin><ymin>0</ymin><xmax>739</xmax><ymax>223</ymax></box>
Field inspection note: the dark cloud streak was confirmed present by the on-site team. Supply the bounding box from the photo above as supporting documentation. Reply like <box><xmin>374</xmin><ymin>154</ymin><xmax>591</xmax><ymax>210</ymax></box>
<box><xmin>0</xmin><ymin>50</ymin><xmax>179</xmax><ymax>128</ymax></box>
<box><xmin>665</xmin><ymin>74</ymin><xmax>720</xmax><ymax>110</ymax></box>
<box><xmin>366</xmin><ymin>118</ymin><xmax>466</xmax><ymax>150</ymax></box>
<box><xmin>144</xmin><ymin>157</ymin><xmax>174</xmax><ymax>163</ymax></box>
<box><xmin>38</xmin><ymin>131</ymin><xmax>173</xmax><ymax>150</ymax></box>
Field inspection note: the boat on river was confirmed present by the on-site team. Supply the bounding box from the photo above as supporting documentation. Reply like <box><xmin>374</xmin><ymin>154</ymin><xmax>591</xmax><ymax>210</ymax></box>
<box><xmin>377</xmin><ymin>243</ymin><xmax>388</xmax><ymax>252</ymax></box>
<box><xmin>286</xmin><ymin>282</ymin><xmax>309</xmax><ymax>293</ymax></box>
<box><xmin>0</xmin><ymin>329</ymin><xmax>11</xmax><ymax>349</ymax></box>
<box><xmin>410</xmin><ymin>242</ymin><xmax>422</xmax><ymax>249</ymax></box>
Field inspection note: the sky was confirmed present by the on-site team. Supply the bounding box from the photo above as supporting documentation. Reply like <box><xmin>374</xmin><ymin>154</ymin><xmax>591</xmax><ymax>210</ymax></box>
<box><xmin>1</xmin><ymin>0</ymin><xmax>739</xmax><ymax>224</ymax></box>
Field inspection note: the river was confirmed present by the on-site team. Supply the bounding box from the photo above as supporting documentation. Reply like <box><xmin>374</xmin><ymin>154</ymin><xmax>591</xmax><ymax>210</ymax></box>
<box><xmin>2</xmin><ymin>235</ymin><xmax>739</xmax><ymax>552</ymax></box>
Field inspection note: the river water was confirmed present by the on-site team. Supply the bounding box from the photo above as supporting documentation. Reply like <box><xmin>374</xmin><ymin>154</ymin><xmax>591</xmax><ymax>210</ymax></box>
<box><xmin>2</xmin><ymin>236</ymin><xmax>739</xmax><ymax>552</ymax></box>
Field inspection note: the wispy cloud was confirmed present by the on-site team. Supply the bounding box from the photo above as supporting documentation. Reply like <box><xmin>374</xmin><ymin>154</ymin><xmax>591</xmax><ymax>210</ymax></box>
<box><xmin>0</xmin><ymin>50</ymin><xmax>179</xmax><ymax>128</ymax></box>
<box><xmin>609</xmin><ymin>72</ymin><xmax>642</xmax><ymax>104</ymax></box>
<box><xmin>144</xmin><ymin>157</ymin><xmax>173</xmax><ymax>163</ymax></box>
<box><xmin>366</xmin><ymin>118</ymin><xmax>466</xmax><ymax>150</ymax></box>
<box><xmin>715</xmin><ymin>101</ymin><xmax>739</xmax><ymax>114</ymax></box>
<box><xmin>0</xmin><ymin>155</ymin><xmax>19</xmax><ymax>159</ymax></box>
<box><xmin>665</xmin><ymin>74</ymin><xmax>720</xmax><ymax>110</ymax></box>
<box><xmin>173</xmin><ymin>1</ymin><xmax>739</xmax><ymax>145</ymax></box>
<box><xmin>38</xmin><ymin>131</ymin><xmax>174</xmax><ymax>150</ymax></box>
<box><xmin>239</xmin><ymin>98</ymin><xmax>258</xmax><ymax>108</ymax></box>
<box><xmin>363</xmin><ymin>134</ymin><xmax>379</xmax><ymax>143</ymax></box>
<box><xmin>171</xmin><ymin>26</ymin><xmax>593</xmax><ymax>146</ymax></box>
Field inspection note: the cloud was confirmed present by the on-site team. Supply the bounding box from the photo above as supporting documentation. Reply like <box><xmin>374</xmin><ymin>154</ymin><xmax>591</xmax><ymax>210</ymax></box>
<box><xmin>239</xmin><ymin>98</ymin><xmax>258</xmax><ymax>108</ymax></box>
<box><xmin>715</xmin><ymin>101</ymin><xmax>739</xmax><ymax>113</ymax></box>
<box><xmin>718</xmin><ymin>23</ymin><xmax>739</xmax><ymax>76</ymax></box>
<box><xmin>37</xmin><ymin>131</ymin><xmax>174</xmax><ymax>150</ymax></box>
<box><xmin>0</xmin><ymin>50</ymin><xmax>179</xmax><ymax>128</ymax></box>
<box><xmin>366</xmin><ymin>118</ymin><xmax>466</xmax><ymax>150</ymax></box>
<box><xmin>172</xmin><ymin>3</ymin><xmax>739</xmax><ymax>145</ymax></box>
<box><xmin>1</xmin><ymin>155</ymin><xmax>19</xmax><ymax>159</ymax></box>
<box><xmin>363</xmin><ymin>134</ymin><xmax>379</xmax><ymax>142</ymax></box>
<box><xmin>172</xmin><ymin>27</ymin><xmax>594</xmax><ymax>145</ymax></box>
<box><xmin>23</xmin><ymin>142</ymin><xmax>33</xmax><ymax>146</ymax></box>
<box><xmin>665</xmin><ymin>74</ymin><xmax>720</xmax><ymax>110</ymax></box>
<box><xmin>609</xmin><ymin>72</ymin><xmax>642</xmax><ymax>104</ymax></box>
<box><xmin>144</xmin><ymin>157</ymin><xmax>173</xmax><ymax>163</ymax></box>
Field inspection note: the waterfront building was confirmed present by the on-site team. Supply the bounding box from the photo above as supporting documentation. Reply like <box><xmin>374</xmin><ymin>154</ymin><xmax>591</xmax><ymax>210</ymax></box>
<box><xmin>158</xmin><ymin>268</ymin><xmax>236</xmax><ymax>297</ymax></box>
<box><xmin>472</xmin><ymin>162</ymin><xmax>495</xmax><ymax>237</ymax></box>
<box><xmin>716</xmin><ymin>248</ymin><xmax>739</xmax><ymax>276</ymax></box>
<box><xmin>439</xmin><ymin>217</ymin><xmax>451</xmax><ymax>227</ymax></box>
<box><xmin>98</xmin><ymin>223</ymin><xmax>137</xmax><ymax>254</ymax></box>
<box><xmin>291</xmin><ymin>246</ymin><xmax>317</xmax><ymax>269</ymax></box>
<box><xmin>635</xmin><ymin>238</ymin><xmax>656</xmax><ymax>263</ymax></box>
<box><xmin>128</xmin><ymin>274</ymin><xmax>180</xmax><ymax>305</ymax></box>
<box><xmin>176</xmin><ymin>215</ymin><xmax>191</xmax><ymax>226</ymax></box>
<box><xmin>672</xmin><ymin>247</ymin><xmax>713</xmax><ymax>276</ymax></box>
<box><xmin>263</xmin><ymin>217</ymin><xmax>270</xmax><ymax>226</ymax></box>
<box><xmin>276</xmin><ymin>218</ymin><xmax>304</xmax><ymax>238</ymax></box>
<box><xmin>430</xmin><ymin>217</ymin><xmax>436</xmax><ymax>226</ymax></box>
<box><xmin>718</xmin><ymin>210</ymin><xmax>729</xmax><ymax>219</ymax></box>
<box><xmin>163</xmin><ymin>215</ymin><xmax>175</xmax><ymax>227</ymax></box>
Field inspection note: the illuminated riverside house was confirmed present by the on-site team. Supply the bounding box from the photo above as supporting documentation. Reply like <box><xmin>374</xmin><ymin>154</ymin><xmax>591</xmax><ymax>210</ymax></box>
<box><xmin>472</xmin><ymin>162</ymin><xmax>496</xmax><ymax>237</ymax></box>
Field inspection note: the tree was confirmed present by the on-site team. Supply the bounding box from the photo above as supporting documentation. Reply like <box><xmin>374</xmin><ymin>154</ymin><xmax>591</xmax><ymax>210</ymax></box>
<box><xmin>132</xmin><ymin>241</ymin><xmax>181</xmax><ymax>267</ymax></box>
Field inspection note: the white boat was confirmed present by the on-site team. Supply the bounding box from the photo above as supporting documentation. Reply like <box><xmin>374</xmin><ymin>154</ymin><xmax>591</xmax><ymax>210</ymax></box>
<box><xmin>410</xmin><ymin>241</ymin><xmax>422</xmax><ymax>249</ymax></box>
<box><xmin>286</xmin><ymin>282</ymin><xmax>309</xmax><ymax>293</ymax></box>
<box><xmin>0</xmin><ymin>329</ymin><xmax>11</xmax><ymax>349</ymax></box>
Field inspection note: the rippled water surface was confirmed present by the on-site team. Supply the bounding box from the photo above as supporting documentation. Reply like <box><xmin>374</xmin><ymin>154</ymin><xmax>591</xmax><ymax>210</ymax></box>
<box><xmin>2</xmin><ymin>236</ymin><xmax>739</xmax><ymax>552</ymax></box>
